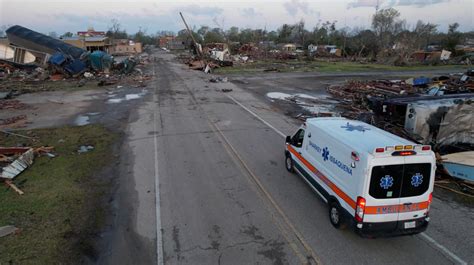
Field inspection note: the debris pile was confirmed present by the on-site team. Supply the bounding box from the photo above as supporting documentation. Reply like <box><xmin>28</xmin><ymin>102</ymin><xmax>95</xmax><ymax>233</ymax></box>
<box><xmin>327</xmin><ymin>73</ymin><xmax>474</xmax><ymax>185</ymax></box>
<box><xmin>0</xmin><ymin>99</ymin><xmax>29</xmax><ymax>110</ymax></box>
<box><xmin>0</xmin><ymin>25</ymin><xmax>143</xmax><ymax>85</ymax></box>
<box><xmin>1</xmin><ymin>146</ymin><xmax>55</xmax><ymax>195</ymax></box>
<box><xmin>0</xmin><ymin>115</ymin><xmax>28</xmax><ymax>129</ymax></box>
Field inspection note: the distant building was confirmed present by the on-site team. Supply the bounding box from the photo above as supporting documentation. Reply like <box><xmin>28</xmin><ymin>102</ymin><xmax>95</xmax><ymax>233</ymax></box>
<box><xmin>77</xmin><ymin>27</ymin><xmax>106</xmax><ymax>37</ymax></box>
<box><xmin>411</xmin><ymin>50</ymin><xmax>441</xmax><ymax>62</ymax></box>
<box><xmin>167</xmin><ymin>40</ymin><xmax>185</xmax><ymax>50</ymax></box>
<box><xmin>282</xmin><ymin>43</ymin><xmax>296</xmax><ymax>52</ymax></box>
<box><xmin>109</xmin><ymin>39</ymin><xmax>143</xmax><ymax>55</ymax></box>
<box><xmin>61</xmin><ymin>36</ymin><xmax>111</xmax><ymax>53</ymax></box>
<box><xmin>158</xmin><ymin>36</ymin><xmax>175</xmax><ymax>47</ymax></box>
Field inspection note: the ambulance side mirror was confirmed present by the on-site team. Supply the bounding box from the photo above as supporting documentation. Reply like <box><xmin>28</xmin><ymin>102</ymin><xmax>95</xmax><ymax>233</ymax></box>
<box><xmin>285</xmin><ymin>136</ymin><xmax>291</xmax><ymax>144</ymax></box>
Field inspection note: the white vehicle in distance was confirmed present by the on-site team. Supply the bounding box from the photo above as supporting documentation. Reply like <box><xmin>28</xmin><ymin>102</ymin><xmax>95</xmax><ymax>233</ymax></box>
<box><xmin>284</xmin><ymin>117</ymin><xmax>435</xmax><ymax>237</ymax></box>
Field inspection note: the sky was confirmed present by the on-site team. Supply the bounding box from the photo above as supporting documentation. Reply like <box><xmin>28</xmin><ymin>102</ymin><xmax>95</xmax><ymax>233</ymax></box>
<box><xmin>0</xmin><ymin>0</ymin><xmax>472</xmax><ymax>35</ymax></box>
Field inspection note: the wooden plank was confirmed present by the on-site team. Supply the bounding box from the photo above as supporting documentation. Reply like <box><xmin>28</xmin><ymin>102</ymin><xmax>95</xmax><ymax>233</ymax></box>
<box><xmin>4</xmin><ymin>180</ymin><xmax>24</xmax><ymax>195</ymax></box>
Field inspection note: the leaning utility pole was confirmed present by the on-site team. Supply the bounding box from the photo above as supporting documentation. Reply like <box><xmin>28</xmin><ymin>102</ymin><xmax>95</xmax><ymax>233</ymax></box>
<box><xmin>179</xmin><ymin>12</ymin><xmax>202</xmax><ymax>58</ymax></box>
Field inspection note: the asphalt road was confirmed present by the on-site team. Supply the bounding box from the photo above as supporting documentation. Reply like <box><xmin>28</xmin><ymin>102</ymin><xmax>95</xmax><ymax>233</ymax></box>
<box><xmin>100</xmin><ymin>50</ymin><xmax>473</xmax><ymax>265</ymax></box>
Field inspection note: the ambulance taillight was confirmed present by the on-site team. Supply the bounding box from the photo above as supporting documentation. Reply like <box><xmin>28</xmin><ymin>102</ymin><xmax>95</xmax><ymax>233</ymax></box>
<box><xmin>427</xmin><ymin>193</ymin><xmax>433</xmax><ymax>213</ymax></box>
<box><xmin>355</xmin><ymin>196</ymin><xmax>366</xmax><ymax>222</ymax></box>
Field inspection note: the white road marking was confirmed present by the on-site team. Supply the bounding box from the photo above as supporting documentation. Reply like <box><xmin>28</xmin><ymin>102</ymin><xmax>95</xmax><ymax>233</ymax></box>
<box><xmin>419</xmin><ymin>233</ymin><xmax>467</xmax><ymax>265</ymax></box>
<box><xmin>153</xmin><ymin>65</ymin><xmax>164</xmax><ymax>265</ymax></box>
<box><xmin>227</xmin><ymin>93</ymin><xmax>468</xmax><ymax>265</ymax></box>
<box><xmin>227</xmin><ymin>95</ymin><xmax>286</xmax><ymax>138</ymax></box>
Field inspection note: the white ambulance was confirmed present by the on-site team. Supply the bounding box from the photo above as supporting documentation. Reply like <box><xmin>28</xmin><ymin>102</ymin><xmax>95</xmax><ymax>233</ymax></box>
<box><xmin>284</xmin><ymin>117</ymin><xmax>435</xmax><ymax>237</ymax></box>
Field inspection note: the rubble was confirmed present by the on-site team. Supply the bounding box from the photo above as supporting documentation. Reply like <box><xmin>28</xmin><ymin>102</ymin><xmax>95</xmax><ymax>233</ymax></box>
<box><xmin>0</xmin><ymin>99</ymin><xmax>30</xmax><ymax>110</ymax></box>
<box><xmin>90</xmin><ymin>50</ymin><xmax>113</xmax><ymax>72</ymax></box>
<box><xmin>327</xmin><ymin>72</ymin><xmax>474</xmax><ymax>184</ymax></box>
<box><xmin>0</xmin><ymin>146</ymin><xmax>56</xmax><ymax>195</ymax></box>
<box><xmin>77</xmin><ymin>145</ymin><xmax>94</xmax><ymax>153</ymax></box>
<box><xmin>209</xmin><ymin>77</ymin><xmax>228</xmax><ymax>83</ymax></box>
<box><xmin>0</xmin><ymin>147</ymin><xmax>34</xmax><ymax>180</ymax></box>
<box><xmin>0</xmin><ymin>25</ymin><xmax>141</xmax><ymax>88</ymax></box>
<box><xmin>0</xmin><ymin>115</ymin><xmax>28</xmax><ymax>129</ymax></box>
<box><xmin>0</xmin><ymin>91</ymin><xmax>13</xmax><ymax>99</ymax></box>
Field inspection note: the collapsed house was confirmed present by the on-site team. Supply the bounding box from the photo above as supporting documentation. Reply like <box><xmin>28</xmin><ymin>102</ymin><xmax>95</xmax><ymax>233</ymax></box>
<box><xmin>327</xmin><ymin>73</ymin><xmax>474</xmax><ymax>154</ymax></box>
<box><xmin>1</xmin><ymin>25</ymin><xmax>139</xmax><ymax>78</ymax></box>
<box><xmin>6</xmin><ymin>25</ymin><xmax>88</xmax><ymax>75</ymax></box>
<box><xmin>379</xmin><ymin>94</ymin><xmax>474</xmax><ymax>147</ymax></box>
<box><xmin>6</xmin><ymin>25</ymin><xmax>86</xmax><ymax>64</ymax></box>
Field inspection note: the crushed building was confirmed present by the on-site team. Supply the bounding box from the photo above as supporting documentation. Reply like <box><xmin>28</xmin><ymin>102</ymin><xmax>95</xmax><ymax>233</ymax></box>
<box><xmin>6</xmin><ymin>25</ymin><xmax>86</xmax><ymax>65</ymax></box>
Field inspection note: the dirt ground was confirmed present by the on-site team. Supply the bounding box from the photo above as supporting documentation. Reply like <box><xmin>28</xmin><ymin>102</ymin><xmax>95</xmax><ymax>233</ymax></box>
<box><xmin>1</xmin><ymin>84</ymin><xmax>149</xmax><ymax>130</ymax></box>
<box><xmin>0</xmin><ymin>68</ymin><xmax>154</xmax><ymax>264</ymax></box>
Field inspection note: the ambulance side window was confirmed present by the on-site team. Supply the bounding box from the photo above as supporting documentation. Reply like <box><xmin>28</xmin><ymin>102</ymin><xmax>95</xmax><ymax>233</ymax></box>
<box><xmin>291</xmin><ymin>129</ymin><xmax>305</xmax><ymax>148</ymax></box>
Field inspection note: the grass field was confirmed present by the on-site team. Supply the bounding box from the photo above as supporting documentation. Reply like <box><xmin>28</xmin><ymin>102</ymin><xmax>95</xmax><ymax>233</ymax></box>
<box><xmin>0</xmin><ymin>125</ymin><xmax>117</xmax><ymax>264</ymax></box>
<box><xmin>0</xmin><ymin>79</ymin><xmax>100</xmax><ymax>94</ymax></box>
<box><xmin>214</xmin><ymin>60</ymin><xmax>466</xmax><ymax>74</ymax></box>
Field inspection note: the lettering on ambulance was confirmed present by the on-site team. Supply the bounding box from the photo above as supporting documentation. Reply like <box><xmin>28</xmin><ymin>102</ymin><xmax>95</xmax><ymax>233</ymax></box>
<box><xmin>308</xmin><ymin>140</ymin><xmax>352</xmax><ymax>176</ymax></box>
<box><xmin>372</xmin><ymin>202</ymin><xmax>425</xmax><ymax>214</ymax></box>
<box><xmin>376</xmin><ymin>206</ymin><xmax>398</xmax><ymax>214</ymax></box>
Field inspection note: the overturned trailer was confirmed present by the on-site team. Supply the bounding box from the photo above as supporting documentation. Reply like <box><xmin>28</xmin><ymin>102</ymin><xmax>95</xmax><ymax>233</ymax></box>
<box><xmin>6</xmin><ymin>25</ymin><xmax>88</xmax><ymax>75</ymax></box>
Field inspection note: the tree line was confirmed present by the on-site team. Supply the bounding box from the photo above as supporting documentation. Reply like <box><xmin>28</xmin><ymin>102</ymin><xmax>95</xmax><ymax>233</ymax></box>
<box><xmin>1</xmin><ymin>7</ymin><xmax>471</xmax><ymax>59</ymax></box>
<box><xmin>173</xmin><ymin>8</ymin><xmax>472</xmax><ymax>59</ymax></box>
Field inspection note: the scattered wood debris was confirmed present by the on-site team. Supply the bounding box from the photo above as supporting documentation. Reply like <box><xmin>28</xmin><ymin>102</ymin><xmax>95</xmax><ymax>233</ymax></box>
<box><xmin>0</xmin><ymin>146</ymin><xmax>55</xmax><ymax>194</ymax></box>
<box><xmin>4</xmin><ymin>180</ymin><xmax>24</xmax><ymax>195</ymax></box>
<box><xmin>0</xmin><ymin>115</ymin><xmax>27</xmax><ymax>129</ymax></box>
<box><xmin>0</xmin><ymin>99</ymin><xmax>30</xmax><ymax>110</ymax></box>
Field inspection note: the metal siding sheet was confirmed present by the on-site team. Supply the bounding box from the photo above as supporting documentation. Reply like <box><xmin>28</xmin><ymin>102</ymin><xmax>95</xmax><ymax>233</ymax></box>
<box><xmin>0</xmin><ymin>148</ymin><xmax>34</xmax><ymax>179</ymax></box>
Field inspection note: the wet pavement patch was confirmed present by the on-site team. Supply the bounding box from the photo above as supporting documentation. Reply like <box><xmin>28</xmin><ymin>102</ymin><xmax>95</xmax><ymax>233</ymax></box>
<box><xmin>266</xmin><ymin>92</ymin><xmax>339</xmax><ymax>116</ymax></box>
<box><xmin>74</xmin><ymin>113</ymin><xmax>101</xmax><ymax>126</ymax></box>
<box><xmin>74</xmin><ymin>115</ymin><xmax>90</xmax><ymax>126</ymax></box>
<box><xmin>107</xmin><ymin>89</ymin><xmax>148</xmax><ymax>104</ymax></box>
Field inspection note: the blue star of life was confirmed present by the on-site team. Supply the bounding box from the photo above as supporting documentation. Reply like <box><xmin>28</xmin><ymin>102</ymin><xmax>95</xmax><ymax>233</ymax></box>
<box><xmin>341</xmin><ymin>122</ymin><xmax>370</xmax><ymax>132</ymax></box>
<box><xmin>322</xmin><ymin>147</ymin><xmax>329</xmax><ymax>161</ymax></box>
<box><xmin>380</xmin><ymin>175</ymin><xmax>394</xmax><ymax>190</ymax></box>
<box><xmin>411</xmin><ymin>173</ymin><xmax>423</xmax><ymax>187</ymax></box>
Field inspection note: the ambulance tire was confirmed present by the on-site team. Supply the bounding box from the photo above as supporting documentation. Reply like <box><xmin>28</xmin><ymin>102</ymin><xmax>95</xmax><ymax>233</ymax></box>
<box><xmin>329</xmin><ymin>201</ymin><xmax>347</xmax><ymax>229</ymax></box>
<box><xmin>285</xmin><ymin>155</ymin><xmax>294</xmax><ymax>173</ymax></box>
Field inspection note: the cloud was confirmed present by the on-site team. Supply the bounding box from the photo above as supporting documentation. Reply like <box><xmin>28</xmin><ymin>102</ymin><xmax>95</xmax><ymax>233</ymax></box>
<box><xmin>347</xmin><ymin>0</ymin><xmax>381</xmax><ymax>8</ymax></box>
<box><xmin>241</xmin><ymin>7</ymin><xmax>262</xmax><ymax>18</ymax></box>
<box><xmin>283</xmin><ymin>0</ymin><xmax>311</xmax><ymax>16</ymax></box>
<box><xmin>388</xmin><ymin>0</ymin><xmax>451</xmax><ymax>7</ymax></box>
<box><xmin>347</xmin><ymin>0</ymin><xmax>451</xmax><ymax>8</ymax></box>
<box><xmin>177</xmin><ymin>5</ymin><xmax>223</xmax><ymax>17</ymax></box>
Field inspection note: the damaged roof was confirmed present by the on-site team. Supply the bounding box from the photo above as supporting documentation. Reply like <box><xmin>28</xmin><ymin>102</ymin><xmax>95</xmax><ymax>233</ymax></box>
<box><xmin>6</xmin><ymin>25</ymin><xmax>86</xmax><ymax>59</ymax></box>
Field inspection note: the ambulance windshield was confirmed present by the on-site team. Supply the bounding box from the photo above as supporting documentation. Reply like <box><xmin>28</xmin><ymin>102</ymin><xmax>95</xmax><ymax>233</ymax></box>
<box><xmin>369</xmin><ymin>163</ymin><xmax>431</xmax><ymax>199</ymax></box>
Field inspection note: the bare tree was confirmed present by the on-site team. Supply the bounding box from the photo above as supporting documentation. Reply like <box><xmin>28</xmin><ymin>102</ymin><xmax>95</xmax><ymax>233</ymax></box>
<box><xmin>414</xmin><ymin>20</ymin><xmax>438</xmax><ymax>50</ymax></box>
<box><xmin>444</xmin><ymin>23</ymin><xmax>462</xmax><ymax>53</ymax></box>
<box><xmin>109</xmin><ymin>19</ymin><xmax>121</xmax><ymax>35</ymax></box>
<box><xmin>372</xmin><ymin>8</ymin><xmax>404</xmax><ymax>50</ymax></box>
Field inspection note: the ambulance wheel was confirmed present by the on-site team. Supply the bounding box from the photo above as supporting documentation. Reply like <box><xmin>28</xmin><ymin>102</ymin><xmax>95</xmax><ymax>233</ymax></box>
<box><xmin>285</xmin><ymin>155</ymin><xmax>294</xmax><ymax>172</ymax></box>
<box><xmin>329</xmin><ymin>202</ymin><xmax>347</xmax><ymax>229</ymax></box>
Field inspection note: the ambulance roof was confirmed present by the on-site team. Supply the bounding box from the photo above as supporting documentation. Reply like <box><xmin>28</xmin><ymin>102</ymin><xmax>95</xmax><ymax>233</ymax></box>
<box><xmin>306</xmin><ymin>117</ymin><xmax>413</xmax><ymax>154</ymax></box>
